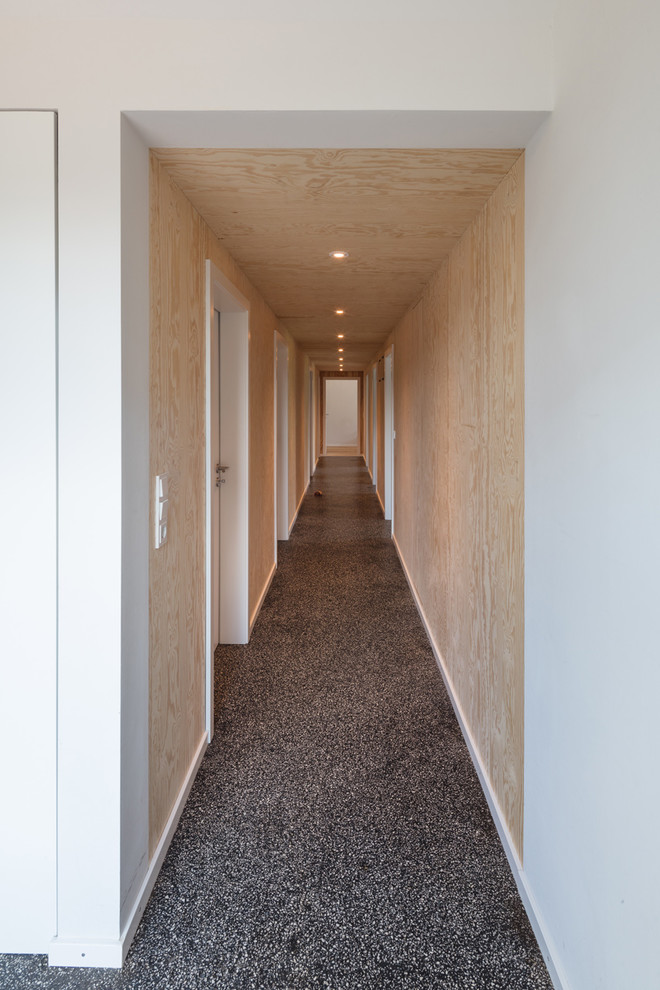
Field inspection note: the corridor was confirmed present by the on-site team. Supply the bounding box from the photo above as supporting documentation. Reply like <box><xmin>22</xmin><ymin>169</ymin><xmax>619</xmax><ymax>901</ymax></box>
<box><xmin>1</xmin><ymin>458</ymin><xmax>551</xmax><ymax>990</ymax></box>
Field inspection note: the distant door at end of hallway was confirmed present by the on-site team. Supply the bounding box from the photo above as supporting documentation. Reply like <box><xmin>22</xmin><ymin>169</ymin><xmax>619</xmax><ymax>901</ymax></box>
<box><xmin>325</xmin><ymin>378</ymin><xmax>358</xmax><ymax>454</ymax></box>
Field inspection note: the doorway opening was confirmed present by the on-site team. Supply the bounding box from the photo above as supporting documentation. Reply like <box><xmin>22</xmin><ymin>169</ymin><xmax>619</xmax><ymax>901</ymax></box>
<box><xmin>371</xmin><ymin>366</ymin><xmax>378</xmax><ymax>489</ymax></box>
<box><xmin>205</xmin><ymin>261</ymin><xmax>250</xmax><ymax>738</ymax></box>
<box><xmin>384</xmin><ymin>349</ymin><xmax>394</xmax><ymax>525</ymax></box>
<box><xmin>275</xmin><ymin>333</ymin><xmax>289</xmax><ymax>543</ymax></box>
<box><xmin>324</xmin><ymin>378</ymin><xmax>359</xmax><ymax>455</ymax></box>
<box><xmin>307</xmin><ymin>369</ymin><xmax>316</xmax><ymax>480</ymax></box>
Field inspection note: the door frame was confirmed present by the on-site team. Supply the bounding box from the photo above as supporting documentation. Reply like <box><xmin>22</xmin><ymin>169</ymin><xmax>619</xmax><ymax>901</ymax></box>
<box><xmin>205</xmin><ymin>261</ymin><xmax>250</xmax><ymax>739</ymax></box>
<box><xmin>318</xmin><ymin>370</ymin><xmax>365</xmax><ymax>456</ymax></box>
<box><xmin>371</xmin><ymin>365</ymin><xmax>378</xmax><ymax>489</ymax></box>
<box><xmin>275</xmin><ymin>332</ymin><xmax>289</xmax><ymax>542</ymax></box>
<box><xmin>384</xmin><ymin>348</ymin><xmax>394</xmax><ymax>524</ymax></box>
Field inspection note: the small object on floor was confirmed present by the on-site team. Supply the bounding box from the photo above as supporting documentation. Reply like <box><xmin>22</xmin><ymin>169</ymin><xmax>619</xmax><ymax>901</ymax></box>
<box><xmin>314</xmin><ymin>489</ymin><xmax>323</xmax><ymax>496</ymax></box>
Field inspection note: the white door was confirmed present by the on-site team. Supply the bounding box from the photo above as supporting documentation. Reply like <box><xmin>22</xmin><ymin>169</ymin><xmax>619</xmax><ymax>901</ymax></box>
<box><xmin>384</xmin><ymin>351</ymin><xmax>394</xmax><ymax>524</ymax></box>
<box><xmin>206</xmin><ymin>262</ymin><xmax>250</xmax><ymax>738</ymax></box>
<box><xmin>309</xmin><ymin>369</ymin><xmax>314</xmax><ymax>479</ymax></box>
<box><xmin>276</xmin><ymin>336</ymin><xmax>289</xmax><ymax>540</ymax></box>
<box><xmin>211</xmin><ymin>310</ymin><xmax>221</xmax><ymax>654</ymax></box>
<box><xmin>372</xmin><ymin>366</ymin><xmax>378</xmax><ymax>488</ymax></box>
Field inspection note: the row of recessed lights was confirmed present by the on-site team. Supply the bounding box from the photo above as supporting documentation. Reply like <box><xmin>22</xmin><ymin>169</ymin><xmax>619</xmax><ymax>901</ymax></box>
<box><xmin>330</xmin><ymin>252</ymin><xmax>348</xmax><ymax>365</ymax></box>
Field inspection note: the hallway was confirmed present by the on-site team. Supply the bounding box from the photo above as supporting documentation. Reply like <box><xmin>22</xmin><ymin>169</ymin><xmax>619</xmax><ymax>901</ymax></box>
<box><xmin>1</xmin><ymin>458</ymin><xmax>550</xmax><ymax>990</ymax></box>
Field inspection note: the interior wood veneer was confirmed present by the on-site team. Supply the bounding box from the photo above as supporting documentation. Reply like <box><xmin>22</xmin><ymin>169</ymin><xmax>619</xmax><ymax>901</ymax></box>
<box><xmin>392</xmin><ymin>156</ymin><xmax>524</xmax><ymax>856</ymax></box>
<box><xmin>149</xmin><ymin>157</ymin><xmax>308</xmax><ymax>854</ymax></box>
<box><xmin>152</xmin><ymin>148</ymin><xmax>522</xmax><ymax>369</ymax></box>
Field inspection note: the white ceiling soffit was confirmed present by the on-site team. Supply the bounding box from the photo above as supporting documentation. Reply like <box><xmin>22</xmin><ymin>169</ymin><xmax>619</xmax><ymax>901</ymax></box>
<box><xmin>124</xmin><ymin>110</ymin><xmax>549</xmax><ymax>151</ymax></box>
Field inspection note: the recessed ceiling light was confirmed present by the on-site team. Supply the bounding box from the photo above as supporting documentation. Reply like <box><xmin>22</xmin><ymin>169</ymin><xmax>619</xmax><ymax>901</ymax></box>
<box><xmin>329</xmin><ymin>250</ymin><xmax>349</xmax><ymax>260</ymax></box>
<box><xmin>335</xmin><ymin>309</ymin><xmax>345</xmax><ymax>315</ymax></box>
<box><xmin>337</xmin><ymin>334</ymin><xmax>345</xmax><ymax>339</ymax></box>
<box><xmin>338</xmin><ymin>348</ymin><xmax>344</xmax><ymax>352</ymax></box>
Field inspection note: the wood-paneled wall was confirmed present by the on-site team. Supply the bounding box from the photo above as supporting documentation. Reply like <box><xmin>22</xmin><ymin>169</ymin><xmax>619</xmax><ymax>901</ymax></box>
<box><xmin>392</xmin><ymin>156</ymin><xmax>525</xmax><ymax>856</ymax></box>
<box><xmin>149</xmin><ymin>157</ymin><xmax>307</xmax><ymax>853</ymax></box>
<box><xmin>149</xmin><ymin>158</ymin><xmax>206</xmax><ymax>856</ymax></box>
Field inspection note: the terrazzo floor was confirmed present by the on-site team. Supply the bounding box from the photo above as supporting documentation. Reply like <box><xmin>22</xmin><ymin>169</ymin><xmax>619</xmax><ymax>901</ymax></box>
<box><xmin>1</xmin><ymin>457</ymin><xmax>553</xmax><ymax>990</ymax></box>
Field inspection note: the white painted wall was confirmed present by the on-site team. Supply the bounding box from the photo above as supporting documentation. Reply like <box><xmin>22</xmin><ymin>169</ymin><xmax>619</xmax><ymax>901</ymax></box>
<box><xmin>524</xmin><ymin>1</ymin><xmax>660</xmax><ymax>987</ymax></box>
<box><xmin>326</xmin><ymin>379</ymin><xmax>358</xmax><ymax>447</ymax></box>
<box><xmin>119</xmin><ymin>114</ymin><xmax>150</xmax><ymax>933</ymax></box>
<box><xmin>0</xmin><ymin>12</ymin><xmax>552</xmax><ymax>116</ymax></box>
<box><xmin>0</xmin><ymin>111</ymin><xmax>57</xmax><ymax>954</ymax></box>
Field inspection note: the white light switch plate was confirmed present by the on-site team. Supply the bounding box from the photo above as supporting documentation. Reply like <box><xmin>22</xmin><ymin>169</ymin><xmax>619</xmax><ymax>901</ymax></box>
<box><xmin>155</xmin><ymin>474</ymin><xmax>169</xmax><ymax>549</ymax></box>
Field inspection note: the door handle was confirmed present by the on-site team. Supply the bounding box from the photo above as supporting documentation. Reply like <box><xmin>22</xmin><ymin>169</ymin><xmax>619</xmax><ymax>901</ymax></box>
<box><xmin>216</xmin><ymin>464</ymin><xmax>229</xmax><ymax>473</ymax></box>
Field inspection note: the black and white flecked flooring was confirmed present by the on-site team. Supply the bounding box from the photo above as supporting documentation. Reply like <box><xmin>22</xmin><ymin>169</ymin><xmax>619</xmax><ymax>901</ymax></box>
<box><xmin>1</xmin><ymin>457</ymin><xmax>553</xmax><ymax>989</ymax></box>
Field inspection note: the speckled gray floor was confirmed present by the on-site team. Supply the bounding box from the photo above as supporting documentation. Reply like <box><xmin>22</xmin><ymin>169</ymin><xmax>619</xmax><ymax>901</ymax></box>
<box><xmin>1</xmin><ymin>457</ymin><xmax>552</xmax><ymax>989</ymax></box>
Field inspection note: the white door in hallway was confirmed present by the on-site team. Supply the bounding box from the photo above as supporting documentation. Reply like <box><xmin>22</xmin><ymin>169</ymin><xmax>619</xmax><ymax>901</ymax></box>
<box><xmin>206</xmin><ymin>263</ymin><xmax>250</xmax><ymax>736</ymax></box>
<box><xmin>325</xmin><ymin>378</ymin><xmax>358</xmax><ymax>452</ymax></box>
<box><xmin>384</xmin><ymin>351</ymin><xmax>394</xmax><ymax>524</ymax></box>
<box><xmin>275</xmin><ymin>335</ymin><xmax>289</xmax><ymax>541</ymax></box>
<box><xmin>210</xmin><ymin>310</ymin><xmax>222</xmax><ymax>656</ymax></box>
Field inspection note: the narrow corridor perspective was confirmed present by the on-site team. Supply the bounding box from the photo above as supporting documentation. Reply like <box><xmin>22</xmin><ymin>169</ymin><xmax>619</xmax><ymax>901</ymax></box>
<box><xmin>0</xmin><ymin>458</ymin><xmax>551</xmax><ymax>990</ymax></box>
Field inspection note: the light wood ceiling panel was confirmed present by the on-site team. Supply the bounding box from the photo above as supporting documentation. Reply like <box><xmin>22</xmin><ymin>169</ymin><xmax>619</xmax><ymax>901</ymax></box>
<box><xmin>153</xmin><ymin>148</ymin><xmax>522</xmax><ymax>368</ymax></box>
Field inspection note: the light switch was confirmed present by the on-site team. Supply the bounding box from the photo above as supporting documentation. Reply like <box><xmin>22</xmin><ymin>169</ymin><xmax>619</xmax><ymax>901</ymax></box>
<box><xmin>157</xmin><ymin>474</ymin><xmax>168</xmax><ymax>501</ymax></box>
<box><xmin>155</xmin><ymin>473</ymin><xmax>169</xmax><ymax>549</ymax></box>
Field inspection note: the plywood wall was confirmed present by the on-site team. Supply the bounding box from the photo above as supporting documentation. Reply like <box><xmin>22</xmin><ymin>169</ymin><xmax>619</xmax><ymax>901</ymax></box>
<box><xmin>149</xmin><ymin>157</ymin><xmax>306</xmax><ymax>853</ymax></box>
<box><xmin>392</xmin><ymin>156</ymin><xmax>524</xmax><ymax>857</ymax></box>
<box><xmin>149</xmin><ymin>158</ymin><xmax>206</xmax><ymax>856</ymax></box>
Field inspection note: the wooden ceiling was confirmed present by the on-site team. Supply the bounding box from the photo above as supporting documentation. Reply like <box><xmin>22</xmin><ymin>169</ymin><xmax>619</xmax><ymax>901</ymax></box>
<box><xmin>153</xmin><ymin>148</ymin><xmax>522</xmax><ymax>369</ymax></box>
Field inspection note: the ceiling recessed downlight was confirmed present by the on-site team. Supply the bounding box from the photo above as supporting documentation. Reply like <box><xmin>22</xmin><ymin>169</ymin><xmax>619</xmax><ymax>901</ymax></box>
<box><xmin>338</xmin><ymin>348</ymin><xmax>344</xmax><ymax>352</ymax></box>
<box><xmin>329</xmin><ymin>250</ymin><xmax>349</xmax><ymax>260</ymax></box>
<box><xmin>337</xmin><ymin>334</ymin><xmax>345</xmax><ymax>339</ymax></box>
<box><xmin>335</xmin><ymin>309</ymin><xmax>345</xmax><ymax>315</ymax></box>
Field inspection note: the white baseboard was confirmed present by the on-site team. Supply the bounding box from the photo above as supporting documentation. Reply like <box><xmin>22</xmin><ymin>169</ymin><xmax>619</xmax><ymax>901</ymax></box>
<box><xmin>392</xmin><ymin>533</ymin><xmax>569</xmax><ymax>990</ymax></box>
<box><xmin>49</xmin><ymin>732</ymin><xmax>208</xmax><ymax>970</ymax></box>
<box><xmin>288</xmin><ymin>480</ymin><xmax>309</xmax><ymax>536</ymax></box>
<box><xmin>48</xmin><ymin>938</ymin><xmax>124</xmax><ymax>969</ymax></box>
<box><xmin>250</xmin><ymin>560</ymin><xmax>277</xmax><ymax>635</ymax></box>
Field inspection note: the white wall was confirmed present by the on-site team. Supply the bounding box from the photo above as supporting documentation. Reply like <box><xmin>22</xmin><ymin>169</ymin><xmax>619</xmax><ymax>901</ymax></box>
<box><xmin>119</xmin><ymin>116</ymin><xmax>151</xmax><ymax>930</ymax></box>
<box><xmin>524</xmin><ymin>1</ymin><xmax>660</xmax><ymax>987</ymax></box>
<box><xmin>326</xmin><ymin>379</ymin><xmax>358</xmax><ymax>447</ymax></box>
<box><xmin>0</xmin><ymin>0</ymin><xmax>554</xmax><ymax>964</ymax></box>
<box><xmin>0</xmin><ymin>111</ymin><xmax>57</xmax><ymax>954</ymax></box>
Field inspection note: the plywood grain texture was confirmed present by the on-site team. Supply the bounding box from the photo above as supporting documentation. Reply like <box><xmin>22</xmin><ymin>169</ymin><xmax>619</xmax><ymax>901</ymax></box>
<box><xmin>149</xmin><ymin>156</ymin><xmax>206</xmax><ymax>855</ymax></box>
<box><xmin>149</xmin><ymin>157</ymin><xmax>305</xmax><ymax>853</ymax></box>
<box><xmin>391</xmin><ymin>156</ymin><xmax>524</xmax><ymax>857</ymax></box>
<box><xmin>152</xmin><ymin>149</ymin><xmax>522</xmax><ymax>370</ymax></box>
<box><xmin>483</xmin><ymin>158</ymin><xmax>524</xmax><ymax>841</ymax></box>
